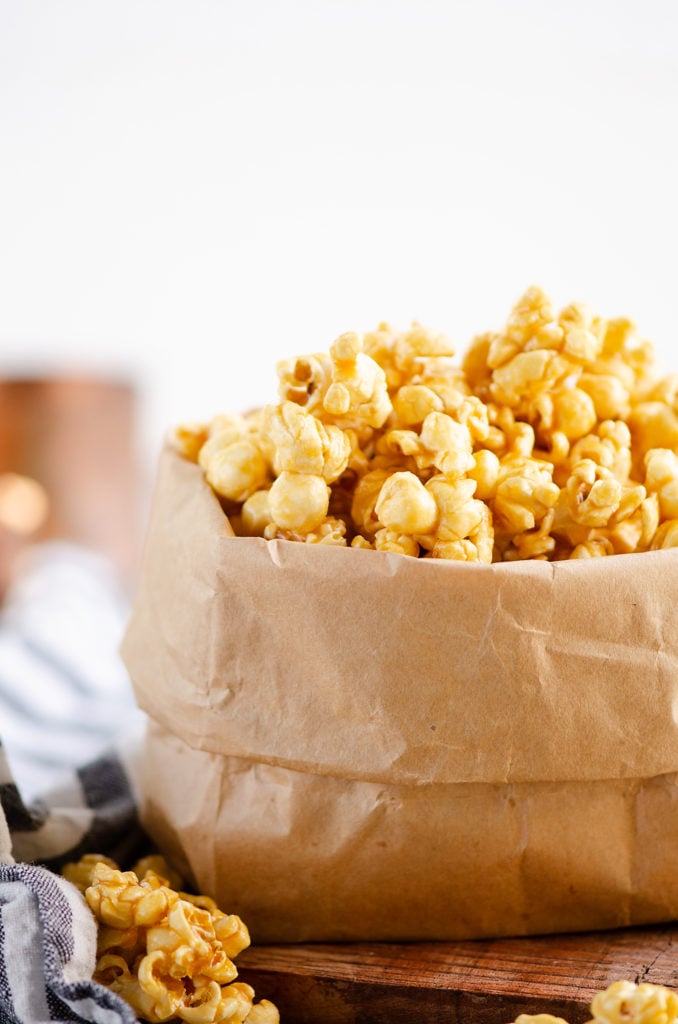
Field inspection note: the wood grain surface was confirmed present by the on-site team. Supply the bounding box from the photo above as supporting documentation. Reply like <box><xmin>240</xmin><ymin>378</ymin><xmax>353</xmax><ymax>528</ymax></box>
<box><xmin>237</xmin><ymin>926</ymin><xmax>678</xmax><ymax>1023</ymax></box>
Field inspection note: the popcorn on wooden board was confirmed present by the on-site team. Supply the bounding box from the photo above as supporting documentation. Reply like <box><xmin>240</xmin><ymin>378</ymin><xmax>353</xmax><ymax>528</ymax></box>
<box><xmin>508</xmin><ymin>979</ymin><xmax>678</xmax><ymax>1024</ymax></box>
<box><xmin>62</xmin><ymin>854</ymin><xmax>279</xmax><ymax>1024</ymax></box>
<box><xmin>172</xmin><ymin>286</ymin><xmax>678</xmax><ymax>562</ymax></box>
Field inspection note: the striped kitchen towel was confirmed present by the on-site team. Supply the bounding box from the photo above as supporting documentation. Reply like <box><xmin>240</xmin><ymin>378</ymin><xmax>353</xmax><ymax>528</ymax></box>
<box><xmin>0</xmin><ymin>739</ymin><xmax>147</xmax><ymax>1024</ymax></box>
<box><xmin>0</xmin><ymin>541</ymin><xmax>151</xmax><ymax>1021</ymax></box>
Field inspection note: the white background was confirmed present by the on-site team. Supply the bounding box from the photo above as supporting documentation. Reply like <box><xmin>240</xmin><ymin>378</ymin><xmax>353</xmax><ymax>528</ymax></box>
<box><xmin>1</xmin><ymin>0</ymin><xmax>677</xmax><ymax>473</ymax></box>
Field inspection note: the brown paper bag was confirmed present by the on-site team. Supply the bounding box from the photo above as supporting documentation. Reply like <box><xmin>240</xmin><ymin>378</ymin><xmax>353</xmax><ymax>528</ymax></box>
<box><xmin>122</xmin><ymin>446</ymin><xmax>678</xmax><ymax>942</ymax></box>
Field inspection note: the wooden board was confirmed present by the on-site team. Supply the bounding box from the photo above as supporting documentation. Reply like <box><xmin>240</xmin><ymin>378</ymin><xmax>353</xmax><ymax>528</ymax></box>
<box><xmin>237</xmin><ymin>926</ymin><xmax>678</xmax><ymax>1023</ymax></box>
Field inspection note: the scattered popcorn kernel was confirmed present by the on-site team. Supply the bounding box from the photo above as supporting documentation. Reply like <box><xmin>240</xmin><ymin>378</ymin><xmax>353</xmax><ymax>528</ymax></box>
<box><xmin>132</xmin><ymin>855</ymin><xmax>184</xmax><ymax>891</ymax></box>
<box><xmin>246</xmin><ymin>1001</ymin><xmax>280</xmax><ymax>1024</ymax></box>
<box><xmin>508</xmin><ymin>979</ymin><xmax>678</xmax><ymax>1024</ymax></box>
<box><xmin>588</xmin><ymin>979</ymin><xmax>678</xmax><ymax>1024</ymax></box>
<box><xmin>512</xmin><ymin>1016</ymin><xmax>570</xmax><ymax>1024</ymax></box>
<box><xmin>64</xmin><ymin>855</ymin><xmax>276</xmax><ymax>1024</ymax></box>
<box><xmin>62</xmin><ymin>853</ymin><xmax>119</xmax><ymax>892</ymax></box>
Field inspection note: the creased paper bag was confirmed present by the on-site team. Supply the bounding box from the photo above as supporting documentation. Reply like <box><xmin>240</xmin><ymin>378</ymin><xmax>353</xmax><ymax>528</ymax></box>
<box><xmin>122</xmin><ymin>446</ymin><xmax>678</xmax><ymax>942</ymax></box>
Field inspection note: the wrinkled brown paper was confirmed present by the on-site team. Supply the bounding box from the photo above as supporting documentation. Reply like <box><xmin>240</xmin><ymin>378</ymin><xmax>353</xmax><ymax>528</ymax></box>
<box><xmin>122</xmin><ymin>446</ymin><xmax>678</xmax><ymax>942</ymax></box>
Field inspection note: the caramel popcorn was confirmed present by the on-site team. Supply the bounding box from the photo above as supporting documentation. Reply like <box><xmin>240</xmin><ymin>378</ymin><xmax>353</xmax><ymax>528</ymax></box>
<box><xmin>507</xmin><ymin>980</ymin><xmax>678</xmax><ymax>1024</ymax></box>
<box><xmin>175</xmin><ymin>286</ymin><xmax>678</xmax><ymax>562</ymax></box>
<box><xmin>512</xmin><ymin>1016</ymin><xmax>569</xmax><ymax>1024</ymax></box>
<box><xmin>63</xmin><ymin>855</ymin><xmax>278</xmax><ymax>1024</ymax></box>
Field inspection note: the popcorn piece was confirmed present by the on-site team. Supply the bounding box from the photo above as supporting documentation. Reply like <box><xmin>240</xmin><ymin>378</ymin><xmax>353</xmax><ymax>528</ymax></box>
<box><xmin>145</xmin><ymin>899</ymin><xmax>239</xmax><ymax>983</ymax></box>
<box><xmin>629</xmin><ymin>402</ymin><xmax>678</xmax><ymax>461</ymax></box>
<box><xmin>559</xmin><ymin>460</ymin><xmax>622</xmax><ymax>529</ymax></box>
<box><xmin>539</xmin><ymin>387</ymin><xmax>597</xmax><ymax>443</ymax></box>
<box><xmin>570</xmin><ymin>422</ymin><xmax>633</xmax><ymax>483</ymax></box>
<box><xmin>351</xmin><ymin>534</ymin><xmax>374</xmax><ymax>549</ymax></box>
<box><xmin>262</xmin><ymin>401</ymin><xmax>351</xmax><ymax>482</ymax></box>
<box><xmin>644</xmin><ymin>449</ymin><xmax>678</xmax><ymax>520</ymax></box>
<box><xmin>170</xmin><ymin>423</ymin><xmax>209</xmax><ymax>463</ymax></box>
<box><xmin>510</xmin><ymin>510</ymin><xmax>556</xmax><ymax>561</ymax></box>
<box><xmin>419</xmin><ymin>412</ymin><xmax>475</xmax><ymax>477</ymax></box>
<box><xmin>203</xmin><ymin>439</ymin><xmax>270</xmax><ymax>504</ymax></box>
<box><xmin>62</xmin><ymin>853</ymin><xmax>119</xmax><ymax>892</ymax></box>
<box><xmin>394</xmin><ymin>322</ymin><xmax>456</xmax><ymax>374</ymax></box>
<box><xmin>511</xmin><ymin>1017</ymin><xmax>570</xmax><ymax>1024</ymax></box>
<box><xmin>268</xmin><ymin>471</ymin><xmax>329</xmax><ymax>533</ymax></box>
<box><xmin>488</xmin><ymin>285</ymin><xmax>557</xmax><ymax>369</ymax></box>
<box><xmin>468</xmin><ymin>449</ymin><xmax>500</xmax><ymax>501</ymax></box>
<box><xmin>86</xmin><ymin>864</ymin><xmax>177</xmax><ymax>930</ymax></box>
<box><xmin>571</xmin><ymin>536</ymin><xmax>616</xmax><ymax>558</ymax></box>
<box><xmin>492</xmin><ymin>455</ymin><xmax>560</xmax><ymax>536</ymax></box>
<box><xmin>380</xmin><ymin>413</ymin><xmax>475</xmax><ymax>479</ymax></box>
<box><xmin>374</xmin><ymin>528</ymin><xmax>420</xmax><ymax>557</ymax></box>
<box><xmin>578</xmin><ymin>372</ymin><xmax>630</xmax><ymax>421</ymax></box>
<box><xmin>323</xmin><ymin>331</ymin><xmax>393</xmax><ymax>428</ymax></box>
<box><xmin>392</xmin><ymin>384</ymin><xmax>444</xmax><ymax>426</ymax></box>
<box><xmin>364</xmin><ymin>321</ymin><xmax>456</xmax><ymax>391</ymax></box>
<box><xmin>587</xmin><ymin>979</ymin><xmax>678</xmax><ymax>1024</ymax></box>
<box><xmin>240</xmin><ymin>490</ymin><xmax>273</xmax><ymax>537</ymax></box>
<box><xmin>422</xmin><ymin>477</ymin><xmax>493</xmax><ymax>563</ymax></box>
<box><xmin>486</xmin><ymin>405</ymin><xmax>537</xmax><ymax>459</ymax></box>
<box><xmin>490</xmin><ymin>350</ymin><xmax>573</xmax><ymax>410</ymax></box>
<box><xmin>276</xmin><ymin>352</ymin><xmax>333</xmax><ymax>412</ymax></box>
<box><xmin>265</xmin><ymin>516</ymin><xmax>347</xmax><ymax>546</ymax></box>
<box><xmin>375</xmin><ymin>471</ymin><xmax>438</xmax><ymax>534</ymax></box>
<box><xmin>351</xmin><ymin>468</ymin><xmax>396</xmax><ymax>537</ymax></box>
<box><xmin>652</xmin><ymin>520</ymin><xmax>678</xmax><ymax>550</ymax></box>
<box><xmin>246</xmin><ymin>1002</ymin><xmax>280</xmax><ymax>1024</ymax></box>
<box><xmin>132</xmin><ymin>855</ymin><xmax>184</xmax><ymax>892</ymax></box>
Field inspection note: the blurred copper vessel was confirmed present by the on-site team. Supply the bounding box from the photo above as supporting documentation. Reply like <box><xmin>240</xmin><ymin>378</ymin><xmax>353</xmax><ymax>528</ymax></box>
<box><xmin>0</xmin><ymin>376</ymin><xmax>140</xmax><ymax>581</ymax></box>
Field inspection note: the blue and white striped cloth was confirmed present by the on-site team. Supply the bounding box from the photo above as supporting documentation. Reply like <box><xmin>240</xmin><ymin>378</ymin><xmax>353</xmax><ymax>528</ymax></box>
<box><xmin>0</xmin><ymin>543</ymin><xmax>149</xmax><ymax>1023</ymax></box>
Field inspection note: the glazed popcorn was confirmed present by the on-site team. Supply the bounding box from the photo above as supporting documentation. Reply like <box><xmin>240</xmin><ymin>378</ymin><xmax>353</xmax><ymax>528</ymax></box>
<box><xmin>62</xmin><ymin>854</ymin><xmax>278</xmax><ymax>1024</ymax></box>
<box><xmin>588</xmin><ymin>980</ymin><xmax>678</xmax><ymax>1024</ymax></box>
<box><xmin>512</xmin><ymin>1017</ymin><xmax>569</xmax><ymax>1024</ymax></box>
<box><xmin>508</xmin><ymin>979</ymin><xmax>678</xmax><ymax>1024</ymax></box>
<box><xmin>175</xmin><ymin>287</ymin><xmax>678</xmax><ymax>561</ymax></box>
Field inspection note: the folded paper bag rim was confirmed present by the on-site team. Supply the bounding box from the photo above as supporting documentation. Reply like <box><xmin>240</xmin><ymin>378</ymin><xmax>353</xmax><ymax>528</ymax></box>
<box><xmin>121</xmin><ymin>445</ymin><xmax>678</xmax><ymax>789</ymax></box>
